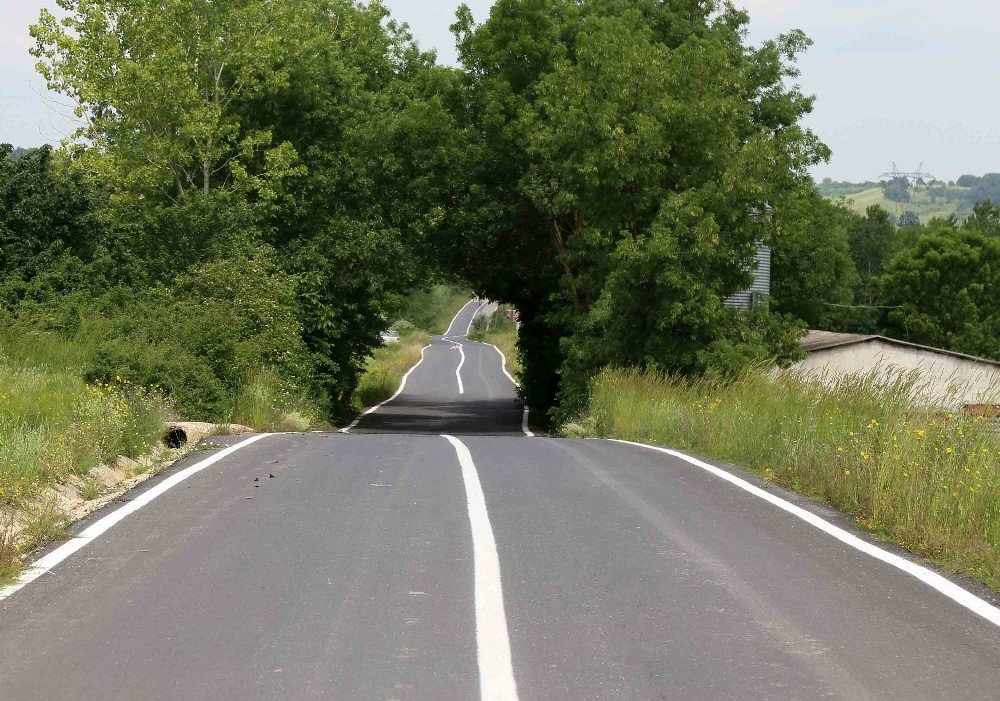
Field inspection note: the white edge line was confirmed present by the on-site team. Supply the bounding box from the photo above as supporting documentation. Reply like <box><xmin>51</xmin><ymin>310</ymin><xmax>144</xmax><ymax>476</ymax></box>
<box><xmin>443</xmin><ymin>435</ymin><xmax>520</xmax><ymax>701</ymax></box>
<box><xmin>345</xmin><ymin>298</ymin><xmax>474</xmax><ymax>432</ymax></box>
<box><xmin>0</xmin><ymin>433</ymin><xmax>274</xmax><ymax>602</ymax></box>
<box><xmin>341</xmin><ymin>344</ymin><xmax>431</xmax><ymax>433</ymax></box>
<box><xmin>444</xmin><ymin>298</ymin><xmax>479</xmax><ymax>337</ymax></box>
<box><xmin>609</xmin><ymin>439</ymin><xmax>1000</xmax><ymax>629</ymax></box>
<box><xmin>464</xmin><ymin>299</ymin><xmax>491</xmax><ymax>337</ymax></box>
<box><xmin>490</xmin><ymin>344</ymin><xmax>533</xmax><ymax>438</ymax></box>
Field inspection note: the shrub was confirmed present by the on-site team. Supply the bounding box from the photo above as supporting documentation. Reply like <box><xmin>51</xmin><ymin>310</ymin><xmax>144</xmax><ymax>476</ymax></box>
<box><xmin>391</xmin><ymin>319</ymin><xmax>417</xmax><ymax>337</ymax></box>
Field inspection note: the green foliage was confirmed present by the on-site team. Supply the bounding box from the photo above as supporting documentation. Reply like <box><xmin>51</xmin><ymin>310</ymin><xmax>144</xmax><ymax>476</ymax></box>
<box><xmin>436</xmin><ymin>1</ymin><xmax>828</xmax><ymax>420</ymax></box>
<box><xmin>770</xmin><ymin>191</ymin><xmax>857</xmax><ymax>329</ymax></box>
<box><xmin>879</xmin><ymin>227</ymin><xmax>1000</xmax><ymax>360</ymax></box>
<box><xmin>394</xmin><ymin>286</ymin><xmax>470</xmax><ymax>335</ymax></box>
<box><xmin>882</xmin><ymin>176</ymin><xmax>911</xmax><ymax>204</ymax></box>
<box><xmin>20</xmin><ymin>1</ymin><xmax>459</xmax><ymax>424</ymax></box>
<box><xmin>0</xmin><ymin>144</ymin><xmax>112</xmax><ymax>306</ymax></box>
<box><xmin>31</xmin><ymin>0</ymin><xmax>308</xmax><ymax>197</ymax></box>
<box><xmin>391</xmin><ymin>319</ymin><xmax>418</xmax><ymax>337</ymax></box>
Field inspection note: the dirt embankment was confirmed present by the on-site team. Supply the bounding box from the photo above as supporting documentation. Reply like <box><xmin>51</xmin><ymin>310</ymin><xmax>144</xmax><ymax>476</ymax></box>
<box><xmin>4</xmin><ymin>422</ymin><xmax>253</xmax><ymax>569</ymax></box>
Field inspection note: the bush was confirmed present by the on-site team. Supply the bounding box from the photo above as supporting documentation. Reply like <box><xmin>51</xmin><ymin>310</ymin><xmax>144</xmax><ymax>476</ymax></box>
<box><xmin>395</xmin><ymin>285</ymin><xmax>469</xmax><ymax>334</ymax></box>
<box><xmin>9</xmin><ymin>251</ymin><xmax>319</xmax><ymax>423</ymax></box>
<box><xmin>391</xmin><ymin>319</ymin><xmax>417</xmax><ymax>337</ymax></box>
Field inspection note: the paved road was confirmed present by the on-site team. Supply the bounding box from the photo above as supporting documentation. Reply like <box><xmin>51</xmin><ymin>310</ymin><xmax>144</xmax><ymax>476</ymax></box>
<box><xmin>2</xmin><ymin>299</ymin><xmax>999</xmax><ymax>699</ymax></box>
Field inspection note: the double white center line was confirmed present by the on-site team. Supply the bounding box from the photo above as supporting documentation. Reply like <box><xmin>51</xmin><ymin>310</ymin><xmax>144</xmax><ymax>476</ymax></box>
<box><xmin>443</xmin><ymin>435</ymin><xmax>520</xmax><ymax>701</ymax></box>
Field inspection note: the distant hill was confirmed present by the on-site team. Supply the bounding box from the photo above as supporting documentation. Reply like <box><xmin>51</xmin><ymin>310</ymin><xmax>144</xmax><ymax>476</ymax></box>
<box><xmin>818</xmin><ymin>174</ymin><xmax>1000</xmax><ymax>224</ymax></box>
<box><xmin>5</xmin><ymin>146</ymin><xmax>35</xmax><ymax>160</ymax></box>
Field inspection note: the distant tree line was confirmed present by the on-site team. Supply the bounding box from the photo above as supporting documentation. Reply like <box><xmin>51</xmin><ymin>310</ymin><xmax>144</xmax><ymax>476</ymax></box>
<box><xmin>4</xmin><ymin>147</ymin><xmax>34</xmax><ymax>159</ymax></box>
<box><xmin>770</xmin><ymin>196</ymin><xmax>1000</xmax><ymax>361</ymax></box>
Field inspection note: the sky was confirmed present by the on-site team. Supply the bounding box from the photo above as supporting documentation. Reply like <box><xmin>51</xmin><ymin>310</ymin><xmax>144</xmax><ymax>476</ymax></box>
<box><xmin>2</xmin><ymin>0</ymin><xmax>998</xmax><ymax>181</ymax></box>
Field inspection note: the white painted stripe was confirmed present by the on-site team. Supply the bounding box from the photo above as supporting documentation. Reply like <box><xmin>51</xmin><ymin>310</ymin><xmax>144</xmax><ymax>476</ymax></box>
<box><xmin>0</xmin><ymin>433</ymin><xmax>274</xmax><ymax>602</ymax></box>
<box><xmin>443</xmin><ymin>435</ymin><xmax>520</xmax><ymax>701</ymax></box>
<box><xmin>444</xmin><ymin>298</ymin><xmax>478</xmax><ymax>337</ymax></box>
<box><xmin>610</xmin><ymin>439</ymin><xmax>1000</xmax><ymax>629</ymax></box>
<box><xmin>343</xmin><ymin>298</ymin><xmax>474</xmax><ymax>432</ymax></box>
<box><xmin>491</xmin><ymin>345</ymin><xmax>518</xmax><ymax>388</ymax></box>
<box><xmin>341</xmin><ymin>344</ymin><xmax>431</xmax><ymax>433</ymax></box>
<box><xmin>490</xmin><ymin>344</ymin><xmax>533</xmax><ymax>437</ymax></box>
<box><xmin>465</xmin><ymin>299</ymin><xmax>490</xmax><ymax>337</ymax></box>
<box><xmin>456</xmin><ymin>341</ymin><xmax>466</xmax><ymax>395</ymax></box>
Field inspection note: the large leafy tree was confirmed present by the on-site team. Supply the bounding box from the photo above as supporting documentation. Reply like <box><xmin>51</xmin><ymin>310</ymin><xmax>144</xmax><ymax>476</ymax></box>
<box><xmin>879</xmin><ymin>227</ymin><xmax>1000</xmax><ymax>360</ymax></box>
<box><xmin>31</xmin><ymin>0</ymin><xmax>306</xmax><ymax>197</ymax></box>
<box><xmin>770</xmin><ymin>190</ymin><xmax>857</xmax><ymax>330</ymax></box>
<box><xmin>29</xmin><ymin>0</ymin><xmax>458</xmax><ymax>419</ymax></box>
<box><xmin>437</xmin><ymin>0</ymin><xmax>827</xmax><ymax>419</ymax></box>
<box><xmin>846</xmin><ymin>204</ymin><xmax>896</xmax><ymax>308</ymax></box>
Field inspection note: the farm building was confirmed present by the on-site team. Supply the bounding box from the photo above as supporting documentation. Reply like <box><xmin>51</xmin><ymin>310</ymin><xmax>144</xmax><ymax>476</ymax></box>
<box><xmin>793</xmin><ymin>330</ymin><xmax>1000</xmax><ymax>411</ymax></box>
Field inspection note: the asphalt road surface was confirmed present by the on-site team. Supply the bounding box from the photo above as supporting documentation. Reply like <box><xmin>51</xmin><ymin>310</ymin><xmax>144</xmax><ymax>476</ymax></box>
<box><xmin>2</xmin><ymin>299</ymin><xmax>999</xmax><ymax>700</ymax></box>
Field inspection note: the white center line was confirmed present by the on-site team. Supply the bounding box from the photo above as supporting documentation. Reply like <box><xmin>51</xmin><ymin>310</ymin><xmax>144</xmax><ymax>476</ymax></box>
<box><xmin>442</xmin><ymin>435</ymin><xmax>520</xmax><ymax>701</ymax></box>
<box><xmin>455</xmin><ymin>342</ymin><xmax>467</xmax><ymax>395</ymax></box>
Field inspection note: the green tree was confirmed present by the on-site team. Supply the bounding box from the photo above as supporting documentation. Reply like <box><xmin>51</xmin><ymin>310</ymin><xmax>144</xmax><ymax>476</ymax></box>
<box><xmin>440</xmin><ymin>0</ymin><xmax>827</xmax><ymax>419</ymax></box>
<box><xmin>846</xmin><ymin>205</ymin><xmax>896</xmax><ymax>309</ymax></box>
<box><xmin>31</xmin><ymin>0</ymin><xmax>306</xmax><ymax>197</ymax></box>
<box><xmin>770</xmin><ymin>190</ymin><xmax>857</xmax><ymax>329</ymax></box>
<box><xmin>0</xmin><ymin>144</ymin><xmax>114</xmax><ymax>306</ymax></box>
<box><xmin>879</xmin><ymin>228</ymin><xmax>1000</xmax><ymax>360</ymax></box>
<box><xmin>963</xmin><ymin>201</ymin><xmax>1000</xmax><ymax>238</ymax></box>
<box><xmin>28</xmin><ymin>1</ymin><xmax>461</xmax><ymax>420</ymax></box>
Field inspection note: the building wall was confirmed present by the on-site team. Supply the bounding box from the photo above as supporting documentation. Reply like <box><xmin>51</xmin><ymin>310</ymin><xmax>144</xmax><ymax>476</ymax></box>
<box><xmin>791</xmin><ymin>339</ymin><xmax>1000</xmax><ymax>409</ymax></box>
<box><xmin>723</xmin><ymin>243</ymin><xmax>771</xmax><ymax>310</ymax></box>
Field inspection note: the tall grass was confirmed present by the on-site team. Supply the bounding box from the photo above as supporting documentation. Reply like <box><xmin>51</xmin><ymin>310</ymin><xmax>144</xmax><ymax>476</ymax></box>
<box><xmin>229</xmin><ymin>368</ymin><xmax>317</xmax><ymax>432</ymax></box>
<box><xmin>576</xmin><ymin>367</ymin><xmax>1000</xmax><ymax>590</ymax></box>
<box><xmin>0</xmin><ymin>362</ymin><xmax>166</xmax><ymax>507</ymax></box>
<box><xmin>355</xmin><ymin>332</ymin><xmax>430</xmax><ymax>408</ymax></box>
<box><xmin>469</xmin><ymin>305</ymin><xmax>521</xmax><ymax>377</ymax></box>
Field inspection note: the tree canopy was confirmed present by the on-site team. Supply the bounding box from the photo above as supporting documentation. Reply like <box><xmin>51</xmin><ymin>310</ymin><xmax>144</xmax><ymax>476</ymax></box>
<box><xmin>14</xmin><ymin>0</ymin><xmax>996</xmax><ymax>424</ymax></box>
<box><xmin>431</xmin><ymin>0</ymin><xmax>827</xmax><ymax>419</ymax></box>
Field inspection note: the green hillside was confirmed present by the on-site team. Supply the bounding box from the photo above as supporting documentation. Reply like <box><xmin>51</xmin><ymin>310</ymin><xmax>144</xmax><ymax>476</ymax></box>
<box><xmin>835</xmin><ymin>186</ymin><xmax>970</xmax><ymax>222</ymax></box>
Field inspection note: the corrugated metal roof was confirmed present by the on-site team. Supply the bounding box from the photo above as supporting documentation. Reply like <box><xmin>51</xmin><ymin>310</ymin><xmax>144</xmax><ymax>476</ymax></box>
<box><xmin>800</xmin><ymin>330</ymin><xmax>876</xmax><ymax>352</ymax></box>
<box><xmin>800</xmin><ymin>330</ymin><xmax>1000</xmax><ymax>368</ymax></box>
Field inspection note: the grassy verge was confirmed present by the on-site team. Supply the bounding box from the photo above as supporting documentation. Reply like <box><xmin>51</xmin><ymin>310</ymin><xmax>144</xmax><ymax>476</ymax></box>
<box><xmin>468</xmin><ymin>305</ymin><xmax>521</xmax><ymax>378</ymax></box>
<box><xmin>355</xmin><ymin>332</ymin><xmax>431</xmax><ymax>407</ymax></box>
<box><xmin>397</xmin><ymin>285</ymin><xmax>471</xmax><ymax>335</ymax></box>
<box><xmin>568</xmin><ymin>367</ymin><xmax>1000</xmax><ymax>591</ymax></box>
<box><xmin>0</xmin><ymin>343</ymin><xmax>168</xmax><ymax>585</ymax></box>
<box><xmin>228</xmin><ymin>367</ymin><xmax>319</xmax><ymax>432</ymax></box>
